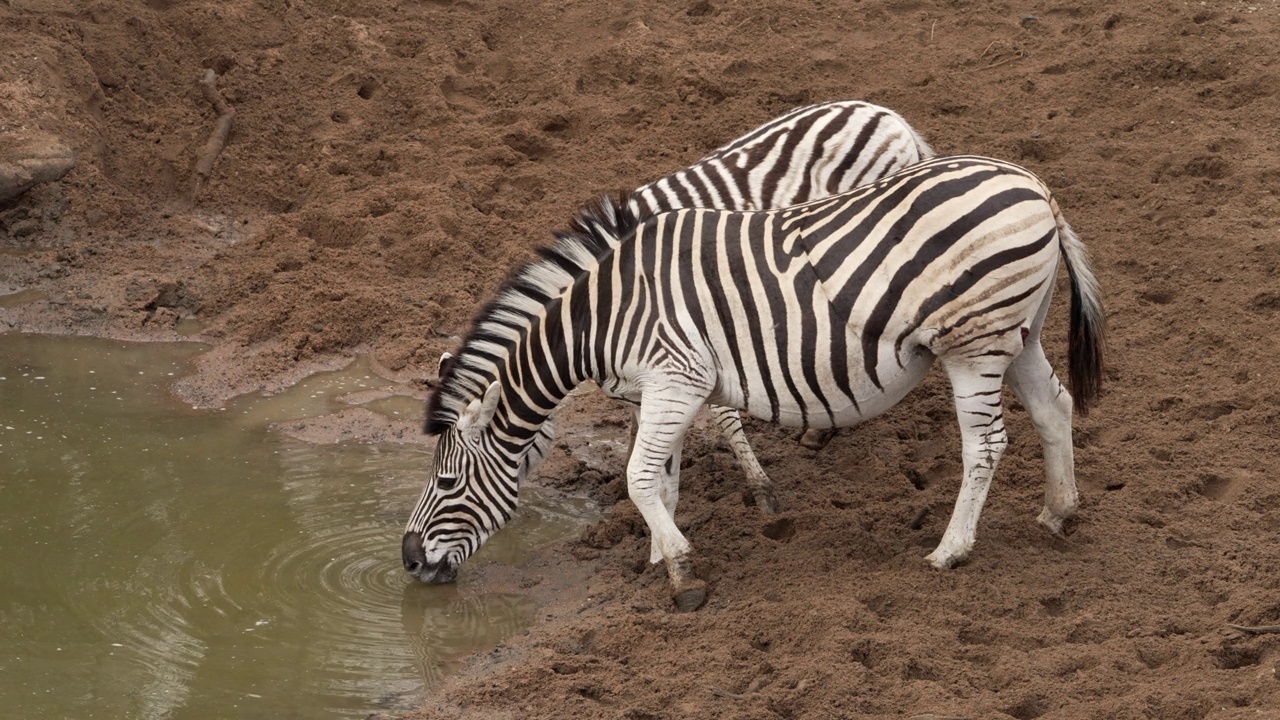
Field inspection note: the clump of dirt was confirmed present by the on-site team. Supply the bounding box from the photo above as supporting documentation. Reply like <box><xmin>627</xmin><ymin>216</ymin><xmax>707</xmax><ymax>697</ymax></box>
<box><xmin>4</xmin><ymin>0</ymin><xmax>1280</xmax><ymax>717</ymax></box>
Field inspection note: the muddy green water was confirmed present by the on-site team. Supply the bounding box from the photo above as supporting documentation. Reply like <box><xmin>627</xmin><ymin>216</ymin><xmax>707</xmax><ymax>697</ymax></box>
<box><xmin>0</xmin><ymin>334</ymin><xmax>593</xmax><ymax>718</ymax></box>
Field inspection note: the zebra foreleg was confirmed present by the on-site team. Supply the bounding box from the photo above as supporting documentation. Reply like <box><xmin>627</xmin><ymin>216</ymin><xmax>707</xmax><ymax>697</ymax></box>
<box><xmin>629</xmin><ymin>406</ymin><xmax>685</xmax><ymax>564</ymax></box>
<box><xmin>926</xmin><ymin>356</ymin><xmax>1012</xmax><ymax>569</ymax></box>
<box><xmin>1006</xmin><ymin>341</ymin><xmax>1078</xmax><ymax>535</ymax></box>
<box><xmin>628</xmin><ymin>388</ymin><xmax>708</xmax><ymax>611</ymax></box>
<box><xmin>654</xmin><ymin>436</ymin><xmax>685</xmax><ymax>563</ymax></box>
<box><xmin>708</xmin><ymin>405</ymin><xmax>778</xmax><ymax>512</ymax></box>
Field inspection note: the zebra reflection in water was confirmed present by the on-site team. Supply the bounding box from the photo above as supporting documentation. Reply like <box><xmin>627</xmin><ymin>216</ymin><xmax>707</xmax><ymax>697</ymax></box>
<box><xmin>398</xmin><ymin>584</ymin><xmax>534</xmax><ymax>688</ymax></box>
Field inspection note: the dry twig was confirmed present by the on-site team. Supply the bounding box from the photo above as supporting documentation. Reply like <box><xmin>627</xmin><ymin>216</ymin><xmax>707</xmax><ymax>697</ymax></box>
<box><xmin>982</xmin><ymin>49</ymin><xmax>1025</xmax><ymax>70</ymax></box>
<box><xmin>976</xmin><ymin>39</ymin><xmax>1025</xmax><ymax>70</ymax></box>
<box><xmin>182</xmin><ymin>68</ymin><xmax>234</xmax><ymax>210</ymax></box>
<box><xmin>708</xmin><ymin>687</ymin><xmax>746</xmax><ymax>701</ymax></box>
<box><xmin>1229</xmin><ymin>624</ymin><xmax>1280</xmax><ymax>635</ymax></box>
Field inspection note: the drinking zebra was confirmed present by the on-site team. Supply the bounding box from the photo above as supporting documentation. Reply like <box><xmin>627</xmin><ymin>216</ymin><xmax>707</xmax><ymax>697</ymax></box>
<box><xmin>628</xmin><ymin>100</ymin><xmax>935</xmax><ymax>510</ymax></box>
<box><xmin>403</xmin><ymin>155</ymin><xmax>1105</xmax><ymax>611</ymax></box>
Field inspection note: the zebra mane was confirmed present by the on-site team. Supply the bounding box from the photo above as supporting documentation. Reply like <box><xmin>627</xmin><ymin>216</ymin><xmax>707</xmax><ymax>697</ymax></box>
<box><xmin>425</xmin><ymin>191</ymin><xmax>639</xmax><ymax>436</ymax></box>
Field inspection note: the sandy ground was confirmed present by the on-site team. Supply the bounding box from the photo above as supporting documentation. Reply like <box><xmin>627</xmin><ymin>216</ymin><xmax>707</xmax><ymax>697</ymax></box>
<box><xmin>3</xmin><ymin>0</ymin><xmax>1280</xmax><ymax>717</ymax></box>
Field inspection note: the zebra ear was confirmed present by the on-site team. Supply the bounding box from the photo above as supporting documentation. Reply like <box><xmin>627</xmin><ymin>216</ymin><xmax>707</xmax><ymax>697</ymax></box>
<box><xmin>456</xmin><ymin>382</ymin><xmax>501</xmax><ymax>437</ymax></box>
<box><xmin>438</xmin><ymin>352</ymin><xmax>455</xmax><ymax>376</ymax></box>
<box><xmin>477</xmin><ymin>381</ymin><xmax>501</xmax><ymax>425</ymax></box>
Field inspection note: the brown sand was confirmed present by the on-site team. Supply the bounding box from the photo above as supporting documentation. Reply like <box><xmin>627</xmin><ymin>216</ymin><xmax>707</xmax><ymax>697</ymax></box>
<box><xmin>3</xmin><ymin>0</ymin><xmax>1279</xmax><ymax>717</ymax></box>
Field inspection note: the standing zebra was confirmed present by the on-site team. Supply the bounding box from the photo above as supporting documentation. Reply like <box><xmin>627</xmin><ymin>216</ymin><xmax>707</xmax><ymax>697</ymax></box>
<box><xmin>630</xmin><ymin>100</ymin><xmax>933</xmax><ymax>217</ymax></box>
<box><xmin>403</xmin><ymin>156</ymin><xmax>1104</xmax><ymax>611</ymax></box>
<box><xmin>627</xmin><ymin>100</ymin><xmax>935</xmax><ymax>510</ymax></box>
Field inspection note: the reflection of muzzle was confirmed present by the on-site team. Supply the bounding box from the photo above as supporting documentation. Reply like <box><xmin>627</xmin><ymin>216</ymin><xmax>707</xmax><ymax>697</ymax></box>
<box><xmin>401</xmin><ymin>531</ymin><xmax>458</xmax><ymax>584</ymax></box>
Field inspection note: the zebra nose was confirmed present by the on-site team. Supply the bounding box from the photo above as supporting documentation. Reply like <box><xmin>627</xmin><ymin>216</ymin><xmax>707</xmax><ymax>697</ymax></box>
<box><xmin>402</xmin><ymin>531</ymin><xmax>427</xmax><ymax>575</ymax></box>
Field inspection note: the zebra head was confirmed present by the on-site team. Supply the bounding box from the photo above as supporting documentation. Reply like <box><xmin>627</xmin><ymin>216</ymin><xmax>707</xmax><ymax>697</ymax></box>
<box><xmin>402</xmin><ymin>359</ymin><xmax>556</xmax><ymax>584</ymax></box>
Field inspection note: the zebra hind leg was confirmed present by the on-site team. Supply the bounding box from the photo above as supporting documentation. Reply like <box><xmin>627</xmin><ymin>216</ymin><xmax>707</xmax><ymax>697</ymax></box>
<box><xmin>1006</xmin><ymin>340</ymin><xmax>1078</xmax><ymax>535</ymax></box>
<box><xmin>926</xmin><ymin>355</ymin><xmax>1013</xmax><ymax>570</ymax></box>
<box><xmin>708</xmin><ymin>405</ymin><xmax>778</xmax><ymax>512</ymax></box>
<box><xmin>628</xmin><ymin>388</ymin><xmax>709</xmax><ymax>612</ymax></box>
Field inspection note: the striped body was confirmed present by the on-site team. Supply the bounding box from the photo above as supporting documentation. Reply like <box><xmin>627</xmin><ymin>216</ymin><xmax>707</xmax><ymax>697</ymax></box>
<box><xmin>405</xmin><ymin>156</ymin><xmax>1104</xmax><ymax>609</ymax></box>
<box><xmin>628</xmin><ymin>100</ymin><xmax>934</xmax><ymax>500</ymax></box>
<box><xmin>631</xmin><ymin>101</ymin><xmax>932</xmax><ymax>217</ymax></box>
<box><xmin>598</xmin><ymin>157</ymin><xmax>1061</xmax><ymax>425</ymax></box>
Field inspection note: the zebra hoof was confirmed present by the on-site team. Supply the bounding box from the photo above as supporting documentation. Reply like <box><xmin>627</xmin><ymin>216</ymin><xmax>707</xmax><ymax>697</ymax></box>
<box><xmin>671</xmin><ymin>580</ymin><xmax>707</xmax><ymax>612</ymax></box>
<box><xmin>797</xmin><ymin>428</ymin><xmax>837</xmax><ymax>451</ymax></box>
<box><xmin>1037</xmin><ymin>508</ymin><xmax>1078</xmax><ymax>537</ymax></box>
<box><xmin>755</xmin><ymin>490</ymin><xmax>780</xmax><ymax>514</ymax></box>
<box><xmin>924</xmin><ymin>546</ymin><xmax>969</xmax><ymax>570</ymax></box>
<box><xmin>745</xmin><ymin>486</ymin><xmax>779</xmax><ymax>513</ymax></box>
<box><xmin>1036</xmin><ymin>508</ymin><xmax>1065</xmax><ymax>535</ymax></box>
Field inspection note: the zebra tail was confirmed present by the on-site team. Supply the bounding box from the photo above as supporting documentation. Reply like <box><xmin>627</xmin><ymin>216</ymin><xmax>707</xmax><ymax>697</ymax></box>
<box><xmin>1053</xmin><ymin>200</ymin><xmax>1105</xmax><ymax>415</ymax></box>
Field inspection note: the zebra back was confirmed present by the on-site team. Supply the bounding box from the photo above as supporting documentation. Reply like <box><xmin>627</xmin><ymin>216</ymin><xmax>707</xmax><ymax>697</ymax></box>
<box><xmin>630</xmin><ymin>101</ymin><xmax>934</xmax><ymax>218</ymax></box>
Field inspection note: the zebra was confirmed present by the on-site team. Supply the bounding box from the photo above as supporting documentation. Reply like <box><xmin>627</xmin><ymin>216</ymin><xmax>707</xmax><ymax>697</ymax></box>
<box><xmin>398</xmin><ymin>586</ymin><xmax>532</xmax><ymax>688</ymax></box>
<box><xmin>626</xmin><ymin>100</ymin><xmax>935</xmax><ymax>510</ymax></box>
<box><xmin>402</xmin><ymin>155</ymin><xmax>1105</xmax><ymax>612</ymax></box>
<box><xmin>630</xmin><ymin>100</ymin><xmax>933</xmax><ymax>217</ymax></box>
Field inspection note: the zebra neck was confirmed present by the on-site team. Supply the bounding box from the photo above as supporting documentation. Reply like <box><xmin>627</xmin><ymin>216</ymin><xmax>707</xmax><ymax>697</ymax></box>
<box><xmin>488</xmin><ymin>306</ymin><xmax>590</xmax><ymax>449</ymax></box>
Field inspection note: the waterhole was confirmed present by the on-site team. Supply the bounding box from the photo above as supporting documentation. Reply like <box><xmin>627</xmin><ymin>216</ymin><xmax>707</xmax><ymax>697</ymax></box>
<box><xmin>0</xmin><ymin>334</ymin><xmax>595</xmax><ymax>718</ymax></box>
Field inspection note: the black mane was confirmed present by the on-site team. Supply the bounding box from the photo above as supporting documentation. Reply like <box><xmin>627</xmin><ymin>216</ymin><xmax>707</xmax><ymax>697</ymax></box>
<box><xmin>424</xmin><ymin>192</ymin><xmax>639</xmax><ymax>435</ymax></box>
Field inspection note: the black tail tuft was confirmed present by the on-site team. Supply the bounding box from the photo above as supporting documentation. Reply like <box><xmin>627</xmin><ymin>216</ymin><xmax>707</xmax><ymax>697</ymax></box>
<box><xmin>1064</xmin><ymin>255</ymin><xmax>1105</xmax><ymax>415</ymax></box>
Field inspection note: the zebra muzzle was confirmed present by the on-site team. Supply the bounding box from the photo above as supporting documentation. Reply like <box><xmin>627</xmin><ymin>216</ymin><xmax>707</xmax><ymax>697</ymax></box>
<box><xmin>402</xmin><ymin>531</ymin><xmax>457</xmax><ymax>584</ymax></box>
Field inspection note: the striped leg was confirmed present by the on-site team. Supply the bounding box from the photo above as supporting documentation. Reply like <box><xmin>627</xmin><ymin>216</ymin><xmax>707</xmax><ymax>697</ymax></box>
<box><xmin>655</xmin><ymin>435</ymin><xmax>685</xmax><ymax>563</ymax></box>
<box><xmin>926</xmin><ymin>357</ymin><xmax>1012</xmax><ymax>569</ymax></box>
<box><xmin>707</xmin><ymin>405</ymin><xmax>778</xmax><ymax>512</ymax></box>
<box><xmin>1006</xmin><ymin>341</ymin><xmax>1078</xmax><ymax>534</ymax></box>
<box><xmin>628</xmin><ymin>386</ymin><xmax>708</xmax><ymax>611</ymax></box>
<box><xmin>629</xmin><ymin>406</ymin><xmax>685</xmax><ymax>564</ymax></box>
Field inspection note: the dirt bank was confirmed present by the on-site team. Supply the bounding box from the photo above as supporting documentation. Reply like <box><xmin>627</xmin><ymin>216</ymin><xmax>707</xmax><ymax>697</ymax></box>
<box><xmin>3</xmin><ymin>0</ymin><xmax>1280</xmax><ymax>717</ymax></box>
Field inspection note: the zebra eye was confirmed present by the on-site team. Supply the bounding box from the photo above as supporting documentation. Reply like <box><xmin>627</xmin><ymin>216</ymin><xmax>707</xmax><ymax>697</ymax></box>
<box><xmin>437</xmin><ymin>474</ymin><xmax>460</xmax><ymax>492</ymax></box>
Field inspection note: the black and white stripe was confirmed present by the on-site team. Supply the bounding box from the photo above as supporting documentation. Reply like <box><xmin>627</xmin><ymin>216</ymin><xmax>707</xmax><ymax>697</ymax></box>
<box><xmin>404</xmin><ymin>155</ymin><xmax>1104</xmax><ymax>608</ymax></box>
<box><xmin>631</xmin><ymin>100</ymin><xmax>933</xmax><ymax>217</ymax></box>
<box><xmin>406</xmin><ymin>100</ymin><xmax>933</xmax><ymax>571</ymax></box>
<box><xmin>629</xmin><ymin>100</ymin><xmax>935</xmax><ymax>508</ymax></box>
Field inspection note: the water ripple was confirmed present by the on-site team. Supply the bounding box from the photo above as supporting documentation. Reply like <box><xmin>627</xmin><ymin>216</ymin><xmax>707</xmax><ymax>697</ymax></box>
<box><xmin>0</xmin><ymin>336</ymin><xmax>597</xmax><ymax>718</ymax></box>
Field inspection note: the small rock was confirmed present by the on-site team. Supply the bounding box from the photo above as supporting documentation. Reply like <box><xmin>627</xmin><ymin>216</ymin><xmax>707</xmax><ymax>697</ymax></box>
<box><xmin>8</xmin><ymin>220</ymin><xmax>40</xmax><ymax>238</ymax></box>
<box><xmin>0</xmin><ymin>133</ymin><xmax>76</xmax><ymax>202</ymax></box>
<box><xmin>38</xmin><ymin>263</ymin><xmax>67</xmax><ymax>279</ymax></box>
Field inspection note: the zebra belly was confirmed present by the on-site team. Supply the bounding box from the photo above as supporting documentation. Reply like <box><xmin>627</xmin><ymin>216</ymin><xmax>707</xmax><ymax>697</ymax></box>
<box><xmin>828</xmin><ymin>348</ymin><xmax>935</xmax><ymax>427</ymax></box>
<box><xmin>711</xmin><ymin>343</ymin><xmax>935</xmax><ymax>430</ymax></box>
